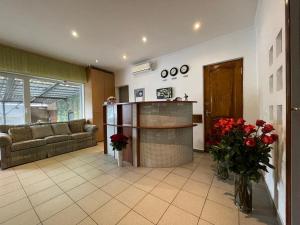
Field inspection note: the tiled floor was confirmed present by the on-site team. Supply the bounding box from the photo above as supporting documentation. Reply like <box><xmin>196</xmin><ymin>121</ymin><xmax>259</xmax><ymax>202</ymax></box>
<box><xmin>0</xmin><ymin>143</ymin><xmax>277</xmax><ymax>225</ymax></box>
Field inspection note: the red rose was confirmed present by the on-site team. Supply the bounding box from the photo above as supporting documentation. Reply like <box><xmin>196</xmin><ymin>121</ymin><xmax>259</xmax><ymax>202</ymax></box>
<box><xmin>271</xmin><ymin>134</ymin><xmax>279</xmax><ymax>142</ymax></box>
<box><xmin>256</xmin><ymin>120</ymin><xmax>266</xmax><ymax>127</ymax></box>
<box><xmin>262</xmin><ymin>124</ymin><xmax>274</xmax><ymax>133</ymax></box>
<box><xmin>236</xmin><ymin>118</ymin><xmax>246</xmax><ymax>126</ymax></box>
<box><xmin>261</xmin><ymin>135</ymin><xmax>274</xmax><ymax>145</ymax></box>
<box><xmin>244</xmin><ymin>138</ymin><xmax>256</xmax><ymax>147</ymax></box>
<box><xmin>244</xmin><ymin>125</ymin><xmax>256</xmax><ymax>135</ymax></box>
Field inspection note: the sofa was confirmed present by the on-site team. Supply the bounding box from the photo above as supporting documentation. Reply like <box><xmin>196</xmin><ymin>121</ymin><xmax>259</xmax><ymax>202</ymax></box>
<box><xmin>0</xmin><ymin>119</ymin><xmax>98</xmax><ymax>169</ymax></box>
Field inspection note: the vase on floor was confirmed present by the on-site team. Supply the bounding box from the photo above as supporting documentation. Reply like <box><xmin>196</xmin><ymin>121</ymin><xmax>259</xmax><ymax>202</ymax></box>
<box><xmin>217</xmin><ymin>161</ymin><xmax>229</xmax><ymax>180</ymax></box>
<box><xmin>116</xmin><ymin>150</ymin><xmax>123</xmax><ymax>167</ymax></box>
<box><xmin>234</xmin><ymin>174</ymin><xmax>253</xmax><ymax>213</ymax></box>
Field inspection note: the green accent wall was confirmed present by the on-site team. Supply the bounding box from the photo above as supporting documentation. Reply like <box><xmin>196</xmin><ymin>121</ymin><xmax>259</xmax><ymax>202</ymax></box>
<box><xmin>0</xmin><ymin>44</ymin><xmax>87</xmax><ymax>83</ymax></box>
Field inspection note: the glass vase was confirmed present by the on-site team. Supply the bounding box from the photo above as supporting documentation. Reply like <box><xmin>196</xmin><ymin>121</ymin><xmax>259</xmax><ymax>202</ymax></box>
<box><xmin>234</xmin><ymin>174</ymin><xmax>253</xmax><ymax>213</ymax></box>
<box><xmin>217</xmin><ymin>161</ymin><xmax>229</xmax><ymax>180</ymax></box>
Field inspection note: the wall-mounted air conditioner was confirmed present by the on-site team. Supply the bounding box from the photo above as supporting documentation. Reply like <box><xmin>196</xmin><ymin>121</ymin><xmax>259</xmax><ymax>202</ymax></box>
<box><xmin>131</xmin><ymin>62</ymin><xmax>153</xmax><ymax>74</ymax></box>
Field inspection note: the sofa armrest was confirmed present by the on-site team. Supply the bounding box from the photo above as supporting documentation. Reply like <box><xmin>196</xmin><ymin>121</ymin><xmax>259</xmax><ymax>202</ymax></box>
<box><xmin>0</xmin><ymin>132</ymin><xmax>12</xmax><ymax>147</ymax></box>
<box><xmin>84</xmin><ymin>124</ymin><xmax>98</xmax><ymax>134</ymax></box>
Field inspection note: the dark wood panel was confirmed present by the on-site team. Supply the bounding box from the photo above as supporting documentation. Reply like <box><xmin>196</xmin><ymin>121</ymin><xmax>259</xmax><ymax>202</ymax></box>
<box><xmin>192</xmin><ymin>114</ymin><xmax>203</xmax><ymax>123</ymax></box>
<box><xmin>103</xmin><ymin>106</ymin><xmax>107</xmax><ymax>154</ymax></box>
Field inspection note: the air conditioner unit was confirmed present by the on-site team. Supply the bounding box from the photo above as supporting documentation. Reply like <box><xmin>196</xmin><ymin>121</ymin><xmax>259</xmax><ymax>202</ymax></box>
<box><xmin>131</xmin><ymin>62</ymin><xmax>153</xmax><ymax>74</ymax></box>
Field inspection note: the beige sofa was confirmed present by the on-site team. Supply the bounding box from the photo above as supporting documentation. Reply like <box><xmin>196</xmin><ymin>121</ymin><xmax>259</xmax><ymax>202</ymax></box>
<box><xmin>0</xmin><ymin>119</ymin><xmax>98</xmax><ymax>169</ymax></box>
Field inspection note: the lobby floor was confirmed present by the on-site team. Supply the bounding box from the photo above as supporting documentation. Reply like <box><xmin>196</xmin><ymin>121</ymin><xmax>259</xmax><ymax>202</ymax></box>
<box><xmin>0</xmin><ymin>143</ymin><xmax>277</xmax><ymax>225</ymax></box>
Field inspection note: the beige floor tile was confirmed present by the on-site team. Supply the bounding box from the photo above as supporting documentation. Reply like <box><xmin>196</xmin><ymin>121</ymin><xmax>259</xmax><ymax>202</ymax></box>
<box><xmin>91</xmin><ymin>199</ymin><xmax>130</xmax><ymax>225</ymax></box>
<box><xmin>172</xmin><ymin>167</ymin><xmax>193</xmax><ymax>178</ymax></box>
<box><xmin>198</xmin><ymin>219</ymin><xmax>213</xmax><ymax>225</ymax></box>
<box><xmin>116</xmin><ymin>185</ymin><xmax>147</xmax><ymax>208</ymax></box>
<box><xmin>120</xmin><ymin>171</ymin><xmax>144</xmax><ymax>184</ymax></box>
<box><xmin>77</xmin><ymin>189</ymin><xmax>112</xmax><ymax>214</ymax></box>
<box><xmin>20</xmin><ymin>173</ymin><xmax>49</xmax><ymax>186</ymax></box>
<box><xmin>207</xmin><ymin>186</ymin><xmax>235</xmax><ymax>208</ymax></box>
<box><xmin>90</xmin><ymin>174</ymin><xmax>115</xmax><ymax>187</ymax></box>
<box><xmin>57</xmin><ymin>175</ymin><xmax>86</xmax><ymax>191</ymax></box>
<box><xmin>43</xmin><ymin>204</ymin><xmax>87</xmax><ymax>225</ymax></box>
<box><xmin>134</xmin><ymin>194</ymin><xmax>169</xmax><ymax>224</ymax></box>
<box><xmin>201</xmin><ymin>200</ymin><xmax>238</xmax><ymax>225</ymax></box>
<box><xmin>173</xmin><ymin>190</ymin><xmax>205</xmax><ymax>217</ymax></box>
<box><xmin>0</xmin><ymin>189</ymin><xmax>27</xmax><ymax>207</ymax></box>
<box><xmin>129</xmin><ymin>167</ymin><xmax>152</xmax><ymax>175</ymax></box>
<box><xmin>211</xmin><ymin>176</ymin><xmax>234</xmax><ymax>192</ymax></box>
<box><xmin>182</xmin><ymin>179</ymin><xmax>210</xmax><ymax>197</ymax></box>
<box><xmin>0</xmin><ymin>198</ymin><xmax>32</xmax><ymax>223</ymax></box>
<box><xmin>73</xmin><ymin>164</ymin><xmax>95</xmax><ymax>174</ymax></box>
<box><xmin>158</xmin><ymin>205</ymin><xmax>198</xmax><ymax>225</ymax></box>
<box><xmin>101</xmin><ymin>179</ymin><xmax>130</xmax><ymax>196</ymax></box>
<box><xmin>0</xmin><ymin>175</ymin><xmax>18</xmax><ymax>187</ymax></box>
<box><xmin>164</xmin><ymin>173</ymin><xmax>187</xmax><ymax>188</ymax></box>
<box><xmin>77</xmin><ymin>217</ymin><xmax>97</xmax><ymax>225</ymax></box>
<box><xmin>146</xmin><ymin>168</ymin><xmax>171</xmax><ymax>180</ymax></box>
<box><xmin>45</xmin><ymin>166</ymin><xmax>71</xmax><ymax>177</ymax></box>
<box><xmin>0</xmin><ymin>181</ymin><xmax>23</xmax><ymax>196</ymax></box>
<box><xmin>29</xmin><ymin>185</ymin><xmax>63</xmax><ymax>206</ymax></box>
<box><xmin>181</xmin><ymin>162</ymin><xmax>199</xmax><ymax>171</ymax></box>
<box><xmin>62</xmin><ymin>159</ymin><xmax>86</xmax><ymax>169</ymax></box>
<box><xmin>134</xmin><ymin>176</ymin><xmax>160</xmax><ymax>192</ymax></box>
<box><xmin>1</xmin><ymin>209</ymin><xmax>40</xmax><ymax>225</ymax></box>
<box><xmin>97</xmin><ymin>162</ymin><xmax>118</xmax><ymax>172</ymax></box>
<box><xmin>67</xmin><ymin>182</ymin><xmax>97</xmax><ymax>201</ymax></box>
<box><xmin>80</xmin><ymin>168</ymin><xmax>104</xmax><ymax>180</ymax></box>
<box><xmin>151</xmin><ymin>182</ymin><xmax>179</xmax><ymax>203</ymax></box>
<box><xmin>118</xmin><ymin>210</ymin><xmax>154</xmax><ymax>225</ymax></box>
<box><xmin>51</xmin><ymin>170</ymin><xmax>77</xmax><ymax>183</ymax></box>
<box><xmin>190</xmin><ymin>170</ymin><xmax>214</xmax><ymax>185</ymax></box>
<box><xmin>24</xmin><ymin>179</ymin><xmax>55</xmax><ymax>196</ymax></box>
<box><xmin>34</xmin><ymin>193</ymin><xmax>73</xmax><ymax>221</ymax></box>
<box><xmin>106</xmin><ymin>167</ymin><xmax>129</xmax><ymax>177</ymax></box>
<box><xmin>0</xmin><ymin>169</ymin><xmax>16</xmax><ymax>180</ymax></box>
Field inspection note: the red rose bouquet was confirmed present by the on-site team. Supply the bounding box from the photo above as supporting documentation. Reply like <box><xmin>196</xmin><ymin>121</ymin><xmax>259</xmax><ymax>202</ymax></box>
<box><xmin>207</xmin><ymin>118</ymin><xmax>277</xmax><ymax>213</ymax></box>
<box><xmin>110</xmin><ymin>134</ymin><xmax>128</xmax><ymax>151</ymax></box>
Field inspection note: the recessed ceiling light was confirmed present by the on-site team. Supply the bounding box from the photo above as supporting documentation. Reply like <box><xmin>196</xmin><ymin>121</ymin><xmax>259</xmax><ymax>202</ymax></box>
<box><xmin>95</xmin><ymin>59</ymin><xmax>99</xmax><ymax>63</ymax></box>
<box><xmin>142</xmin><ymin>36</ymin><xmax>147</xmax><ymax>43</ymax></box>
<box><xmin>193</xmin><ymin>22</ymin><xmax>201</xmax><ymax>31</ymax></box>
<box><xmin>122</xmin><ymin>54</ymin><xmax>127</xmax><ymax>60</ymax></box>
<box><xmin>71</xmin><ymin>30</ymin><xmax>79</xmax><ymax>38</ymax></box>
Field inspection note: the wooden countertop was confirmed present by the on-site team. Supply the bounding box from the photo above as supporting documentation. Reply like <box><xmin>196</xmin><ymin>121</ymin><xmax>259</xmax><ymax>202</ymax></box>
<box><xmin>104</xmin><ymin>123</ymin><xmax>197</xmax><ymax>129</ymax></box>
<box><xmin>104</xmin><ymin>101</ymin><xmax>197</xmax><ymax>106</ymax></box>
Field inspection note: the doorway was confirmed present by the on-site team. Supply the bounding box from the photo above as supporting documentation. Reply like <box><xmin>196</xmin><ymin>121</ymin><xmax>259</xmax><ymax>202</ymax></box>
<box><xmin>118</xmin><ymin>86</ymin><xmax>129</xmax><ymax>103</ymax></box>
<box><xmin>203</xmin><ymin>58</ymin><xmax>243</xmax><ymax>150</ymax></box>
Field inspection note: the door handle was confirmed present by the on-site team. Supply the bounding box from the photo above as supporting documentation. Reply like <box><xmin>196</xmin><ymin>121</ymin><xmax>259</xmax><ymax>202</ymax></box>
<box><xmin>205</xmin><ymin>111</ymin><xmax>211</xmax><ymax>116</ymax></box>
<box><xmin>292</xmin><ymin>107</ymin><xmax>300</xmax><ymax>111</ymax></box>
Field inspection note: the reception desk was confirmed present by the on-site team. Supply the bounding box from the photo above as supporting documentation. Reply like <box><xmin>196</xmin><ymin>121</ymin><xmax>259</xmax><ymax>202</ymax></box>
<box><xmin>103</xmin><ymin>101</ymin><xmax>196</xmax><ymax>167</ymax></box>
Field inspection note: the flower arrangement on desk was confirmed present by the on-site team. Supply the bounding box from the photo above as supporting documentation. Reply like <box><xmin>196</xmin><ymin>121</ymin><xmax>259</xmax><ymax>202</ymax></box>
<box><xmin>110</xmin><ymin>134</ymin><xmax>128</xmax><ymax>167</ymax></box>
<box><xmin>207</xmin><ymin>118</ymin><xmax>278</xmax><ymax>213</ymax></box>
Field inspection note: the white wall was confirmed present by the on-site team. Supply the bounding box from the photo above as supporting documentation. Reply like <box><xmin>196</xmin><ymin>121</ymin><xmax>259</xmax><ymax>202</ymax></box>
<box><xmin>115</xmin><ymin>27</ymin><xmax>259</xmax><ymax>150</ymax></box>
<box><xmin>255</xmin><ymin>0</ymin><xmax>286</xmax><ymax>224</ymax></box>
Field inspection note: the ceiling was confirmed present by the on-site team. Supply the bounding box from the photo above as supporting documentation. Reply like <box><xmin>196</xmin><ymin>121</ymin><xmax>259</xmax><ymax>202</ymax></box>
<box><xmin>0</xmin><ymin>0</ymin><xmax>258</xmax><ymax>72</ymax></box>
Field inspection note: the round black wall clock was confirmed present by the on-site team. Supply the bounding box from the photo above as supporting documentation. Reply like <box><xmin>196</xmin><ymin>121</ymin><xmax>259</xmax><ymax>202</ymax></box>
<box><xmin>170</xmin><ymin>67</ymin><xmax>178</xmax><ymax>76</ymax></box>
<box><xmin>180</xmin><ymin>65</ymin><xmax>189</xmax><ymax>74</ymax></box>
<box><xmin>161</xmin><ymin>69</ymin><xmax>168</xmax><ymax>78</ymax></box>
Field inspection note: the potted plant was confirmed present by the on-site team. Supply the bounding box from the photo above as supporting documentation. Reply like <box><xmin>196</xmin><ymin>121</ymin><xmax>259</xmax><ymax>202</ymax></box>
<box><xmin>209</xmin><ymin>118</ymin><xmax>277</xmax><ymax>213</ymax></box>
<box><xmin>110</xmin><ymin>133</ymin><xmax>128</xmax><ymax>167</ymax></box>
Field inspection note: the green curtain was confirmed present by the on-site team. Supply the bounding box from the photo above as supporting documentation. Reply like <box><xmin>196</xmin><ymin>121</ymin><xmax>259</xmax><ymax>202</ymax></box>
<box><xmin>0</xmin><ymin>44</ymin><xmax>87</xmax><ymax>83</ymax></box>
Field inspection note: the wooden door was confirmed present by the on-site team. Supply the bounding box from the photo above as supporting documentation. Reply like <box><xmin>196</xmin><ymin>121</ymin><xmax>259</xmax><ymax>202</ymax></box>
<box><xmin>204</xmin><ymin>58</ymin><xmax>243</xmax><ymax>149</ymax></box>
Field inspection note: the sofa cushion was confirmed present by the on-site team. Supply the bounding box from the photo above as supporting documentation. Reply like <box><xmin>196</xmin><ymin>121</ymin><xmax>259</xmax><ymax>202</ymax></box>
<box><xmin>51</xmin><ymin>123</ymin><xmax>71</xmax><ymax>135</ymax></box>
<box><xmin>31</xmin><ymin>125</ymin><xmax>54</xmax><ymax>139</ymax></box>
<box><xmin>11</xmin><ymin>139</ymin><xmax>46</xmax><ymax>151</ymax></box>
<box><xmin>70</xmin><ymin>132</ymin><xmax>91</xmax><ymax>140</ymax></box>
<box><xmin>8</xmin><ymin>126</ymin><xmax>32</xmax><ymax>143</ymax></box>
<box><xmin>69</xmin><ymin>119</ymin><xmax>85</xmax><ymax>133</ymax></box>
<box><xmin>44</xmin><ymin>135</ymin><xmax>70</xmax><ymax>144</ymax></box>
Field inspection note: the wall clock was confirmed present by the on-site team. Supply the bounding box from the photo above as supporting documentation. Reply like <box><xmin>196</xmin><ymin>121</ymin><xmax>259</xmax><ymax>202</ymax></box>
<box><xmin>180</xmin><ymin>65</ymin><xmax>189</xmax><ymax>74</ymax></box>
<box><xmin>161</xmin><ymin>69</ymin><xmax>168</xmax><ymax>78</ymax></box>
<box><xmin>170</xmin><ymin>67</ymin><xmax>178</xmax><ymax>76</ymax></box>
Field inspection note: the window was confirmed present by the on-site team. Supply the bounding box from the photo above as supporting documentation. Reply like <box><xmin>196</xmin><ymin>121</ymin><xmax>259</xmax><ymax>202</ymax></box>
<box><xmin>30</xmin><ymin>78</ymin><xmax>83</xmax><ymax>123</ymax></box>
<box><xmin>0</xmin><ymin>74</ymin><xmax>25</xmax><ymax>125</ymax></box>
<box><xmin>0</xmin><ymin>72</ymin><xmax>84</xmax><ymax>125</ymax></box>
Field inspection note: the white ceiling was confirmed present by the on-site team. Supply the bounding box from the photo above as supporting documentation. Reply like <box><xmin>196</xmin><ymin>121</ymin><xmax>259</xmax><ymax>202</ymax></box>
<box><xmin>0</xmin><ymin>0</ymin><xmax>257</xmax><ymax>72</ymax></box>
